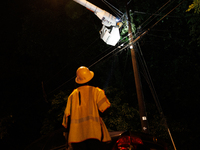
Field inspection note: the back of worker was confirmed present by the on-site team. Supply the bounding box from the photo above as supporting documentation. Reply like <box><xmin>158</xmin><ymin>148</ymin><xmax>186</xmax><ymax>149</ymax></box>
<box><xmin>62</xmin><ymin>66</ymin><xmax>111</xmax><ymax>150</ymax></box>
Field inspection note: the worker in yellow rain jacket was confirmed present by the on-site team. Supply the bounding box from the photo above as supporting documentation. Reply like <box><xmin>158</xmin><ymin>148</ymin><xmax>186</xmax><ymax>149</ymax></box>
<box><xmin>62</xmin><ymin>66</ymin><xmax>111</xmax><ymax>150</ymax></box>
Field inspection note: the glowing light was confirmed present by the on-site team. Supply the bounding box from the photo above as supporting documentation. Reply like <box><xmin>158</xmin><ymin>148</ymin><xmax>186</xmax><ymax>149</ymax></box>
<box><xmin>142</xmin><ymin>116</ymin><xmax>147</xmax><ymax>120</ymax></box>
<box><xmin>116</xmin><ymin>18</ymin><xmax>120</xmax><ymax>22</ymax></box>
<box><xmin>118</xmin><ymin>43</ymin><xmax>124</xmax><ymax>48</ymax></box>
<box><xmin>143</xmin><ymin>127</ymin><xmax>147</xmax><ymax>130</ymax></box>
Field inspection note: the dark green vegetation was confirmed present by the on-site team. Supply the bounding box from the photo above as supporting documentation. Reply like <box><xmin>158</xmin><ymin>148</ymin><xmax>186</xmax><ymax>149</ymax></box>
<box><xmin>1</xmin><ymin>0</ymin><xmax>199</xmax><ymax>149</ymax></box>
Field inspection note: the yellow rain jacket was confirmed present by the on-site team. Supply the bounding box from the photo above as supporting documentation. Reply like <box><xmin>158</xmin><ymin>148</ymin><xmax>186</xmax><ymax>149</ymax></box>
<box><xmin>62</xmin><ymin>85</ymin><xmax>111</xmax><ymax>143</ymax></box>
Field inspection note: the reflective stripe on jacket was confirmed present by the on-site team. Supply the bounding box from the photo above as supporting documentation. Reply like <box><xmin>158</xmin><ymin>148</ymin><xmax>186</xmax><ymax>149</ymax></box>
<box><xmin>62</xmin><ymin>85</ymin><xmax>111</xmax><ymax>143</ymax></box>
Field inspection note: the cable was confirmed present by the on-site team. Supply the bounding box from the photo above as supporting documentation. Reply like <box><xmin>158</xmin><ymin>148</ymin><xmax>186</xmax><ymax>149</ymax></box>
<box><xmin>126</xmin><ymin>0</ymin><xmax>186</xmax><ymax>48</ymax></box>
<box><xmin>140</xmin><ymin>0</ymin><xmax>173</xmax><ymax>29</ymax></box>
<box><xmin>44</xmin><ymin>0</ymin><xmax>172</xmax><ymax>87</ymax></box>
<box><xmin>121</xmin><ymin>48</ymin><xmax>130</xmax><ymax>86</ymax></box>
<box><xmin>46</xmin><ymin>41</ymin><xmax>129</xmax><ymax>95</ymax></box>
<box><xmin>148</xmin><ymin>33</ymin><xmax>182</xmax><ymax>41</ymax></box>
<box><xmin>102</xmin><ymin>0</ymin><xmax>124</xmax><ymax>20</ymax></box>
<box><xmin>119</xmin><ymin>0</ymin><xmax>176</xmax><ymax>46</ymax></box>
<box><xmin>117</xmin><ymin>0</ymin><xmax>173</xmax><ymax>43</ymax></box>
<box><xmin>137</xmin><ymin>42</ymin><xmax>164</xmax><ymax>117</ymax></box>
<box><xmin>44</xmin><ymin>36</ymin><xmax>100</xmax><ymax>84</ymax></box>
<box><xmin>89</xmin><ymin>43</ymin><xmax>129</xmax><ymax>68</ymax></box>
<box><xmin>44</xmin><ymin>27</ymin><xmax>128</xmax><ymax>86</ymax></box>
<box><xmin>86</xmin><ymin>46</ymin><xmax>115</xmax><ymax>67</ymax></box>
<box><xmin>47</xmin><ymin>76</ymin><xmax>75</xmax><ymax>95</ymax></box>
<box><xmin>133</xmin><ymin>11</ymin><xmax>180</xmax><ymax>18</ymax></box>
<box><xmin>126</xmin><ymin>1</ymin><xmax>186</xmax><ymax>149</ymax></box>
<box><xmin>86</xmin><ymin>34</ymin><xmax>131</xmax><ymax>69</ymax></box>
<box><xmin>127</xmin><ymin>0</ymin><xmax>132</xmax><ymax>5</ymax></box>
<box><xmin>136</xmin><ymin>41</ymin><xmax>177</xmax><ymax>150</ymax></box>
<box><xmin>46</xmin><ymin>0</ymin><xmax>185</xmax><ymax>99</ymax></box>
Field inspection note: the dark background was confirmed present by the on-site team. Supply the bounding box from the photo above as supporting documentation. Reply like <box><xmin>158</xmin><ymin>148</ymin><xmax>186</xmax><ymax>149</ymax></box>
<box><xmin>1</xmin><ymin>0</ymin><xmax>199</xmax><ymax>149</ymax></box>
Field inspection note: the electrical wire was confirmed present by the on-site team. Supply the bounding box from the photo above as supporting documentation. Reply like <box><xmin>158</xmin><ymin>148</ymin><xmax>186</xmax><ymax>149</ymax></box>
<box><xmin>125</xmin><ymin>1</ymin><xmax>186</xmax><ymax>149</ymax></box>
<box><xmin>87</xmin><ymin>36</ymin><xmax>131</xmax><ymax>68</ymax></box>
<box><xmin>44</xmin><ymin>36</ymin><xmax>100</xmax><ymax>84</ymax></box>
<box><xmin>140</xmin><ymin>0</ymin><xmax>173</xmax><ymax>29</ymax></box>
<box><xmin>85</xmin><ymin>26</ymin><xmax>132</xmax><ymax>66</ymax></box>
<box><xmin>118</xmin><ymin>0</ymin><xmax>176</xmax><ymax>47</ymax></box>
<box><xmin>47</xmin><ymin>76</ymin><xmax>75</xmax><ymax>95</ymax></box>
<box><xmin>149</xmin><ymin>0</ymin><xmax>185</xmax><ymax>30</ymax></box>
<box><xmin>89</xmin><ymin>43</ymin><xmax>130</xmax><ymax>68</ymax></box>
<box><xmin>43</xmin><ymin>0</ymin><xmax>128</xmax><ymax>86</ymax></box>
<box><xmin>147</xmin><ymin>33</ymin><xmax>181</xmax><ymax>41</ymax></box>
<box><xmin>46</xmin><ymin>40</ymin><xmax>129</xmax><ymax>96</ymax></box>
<box><xmin>120</xmin><ymin>48</ymin><xmax>130</xmax><ymax>86</ymax></box>
<box><xmin>45</xmin><ymin>0</ymin><xmax>186</xmax><ymax>100</ymax></box>
<box><xmin>46</xmin><ymin>45</ymin><xmax>113</xmax><ymax>95</ymax></box>
<box><xmin>125</xmin><ymin>0</ymin><xmax>186</xmax><ymax>47</ymax></box>
<box><xmin>86</xmin><ymin>46</ymin><xmax>115</xmax><ymax>67</ymax></box>
<box><xmin>127</xmin><ymin>0</ymin><xmax>132</xmax><ymax>5</ymax></box>
<box><xmin>136</xmin><ymin>41</ymin><xmax>177</xmax><ymax>150</ymax></box>
<box><xmin>44</xmin><ymin>31</ymin><xmax>130</xmax><ymax>95</ymax></box>
<box><xmin>44</xmin><ymin>26</ymin><xmax>129</xmax><ymax>86</ymax></box>
<box><xmin>114</xmin><ymin>0</ymin><xmax>174</xmax><ymax>47</ymax></box>
<box><xmin>133</xmin><ymin>11</ymin><xmax>180</xmax><ymax>19</ymax></box>
<box><xmin>45</xmin><ymin>6</ymin><xmax>186</xmax><ymax>149</ymax></box>
<box><xmin>136</xmin><ymin>42</ymin><xmax>164</xmax><ymax>118</ymax></box>
<box><xmin>44</xmin><ymin>0</ymin><xmax>163</xmax><ymax>88</ymax></box>
<box><xmin>115</xmin><ymin>0</ymin><xmax>176</xmax><ymax>42</ymax></box>
<box><xmin>102</xmin><ymin>0</ymin><xmax>124</xmax><ymax>20</ymax></box>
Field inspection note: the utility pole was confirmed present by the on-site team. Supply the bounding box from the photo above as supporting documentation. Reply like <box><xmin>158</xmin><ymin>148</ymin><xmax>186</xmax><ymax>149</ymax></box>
<box><xmin>126</xmin><ymin>2</ymin><xmax>149</xmax><ymax>134</ymax></box>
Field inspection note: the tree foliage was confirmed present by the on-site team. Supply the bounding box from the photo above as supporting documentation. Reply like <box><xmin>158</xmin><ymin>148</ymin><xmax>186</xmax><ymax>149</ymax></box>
<box><xmin>1</xmin><ymin>0</ymin><xmax>200</xmax><ymax>149</ymax></box>
<box><xmin>0</xmin><ymin>115</ymin><xmax>14</xmax><ymax>139</ymax></box>
<box><xmin>40</xmin><ymin>87</ymin><xmax>141</xmax><ymax>135</ymax></box>
<box><xmin>40</xmin><ymin>90</ymin><xmax>69</xmax><ymax>135</ymax></box>
<box><xmin>186</xmin><ymin>0</ymin><xmax>200</xmax><ymax>13</ymax></box>
<box><xmin>40</xmin><ymin>86</ymin><xmax>175</xmax><ymax>142</ymax></box>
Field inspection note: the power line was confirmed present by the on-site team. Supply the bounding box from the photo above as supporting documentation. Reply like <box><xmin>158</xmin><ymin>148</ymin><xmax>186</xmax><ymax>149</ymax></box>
<box><xmin>44</xmin><ymin>36</ymin><xmax>100</xmax><ymax>84</ymax></box>
<box><xmin>130</xmin><ymin>0</ymin><xmax>187</xmax><ymax>148</ymax></box>
<box><xmin>136</xmin><ymin>40</ymin><xmax>178</xmax><ymax>150</ymax></box>
<box><xmin>44</xmin><ymin>0</ymin><xmax>171</xmax><ymax>88</ymax></box>
<box><xmin>102</xmin><ymin>0</ymin><xmax>124</xmax><ymax>20</ymax></box>
<box><xmin>149</xmin><ymin>0</ymin><xmax>186</xmax><ymax>30</ymax></box>
<box><xmin>89</xmin><ymin>43</ymin><xmax>129</xmax><ymax>68</ymax></box>
<box><xmin>45</xmin><ymin>0</ymin><xmax>186</xmax><ymax>98</ymax></box>
<box><xmin>47</xmin><ymin>76</ymin><xmax>75</xmax><ymax>95</ymax></box>
<box><xmin>133</xmin><ymin>11</ymin><xmax>180</xmax><ymax>18</ymax></box>
<box><xmin>140</xmin><ymin>0</ymin><xmax>174</xmax><ymax>29</ymax></box>
<box><xmin>46</xmin><ymin>42</ymin><xmax>129</xmax><ymax>96</ymax></box>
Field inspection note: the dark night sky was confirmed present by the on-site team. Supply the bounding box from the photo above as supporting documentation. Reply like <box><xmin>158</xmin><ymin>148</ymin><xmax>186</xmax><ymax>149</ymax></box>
<box><xmin>1</xmin><ymin>0</ymin><xmax>200</xmax><ymax>149</ymax></box>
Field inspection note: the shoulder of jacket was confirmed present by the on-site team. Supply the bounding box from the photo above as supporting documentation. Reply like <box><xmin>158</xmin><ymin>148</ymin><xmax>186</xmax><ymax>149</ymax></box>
<box><xmin>69</xmin><ymin>89</ymin><xmax>78</xmax><ymax>96</ymax></box>
<box><xmin>95</xmin><ymin>87</ymin><xmax>105</xmax><ymax>93</ymax></box>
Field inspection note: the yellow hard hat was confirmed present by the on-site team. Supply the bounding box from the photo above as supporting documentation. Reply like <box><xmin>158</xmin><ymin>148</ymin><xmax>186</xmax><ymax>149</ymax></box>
<box><xmin>75</xmin><ymin>66</ymin><xmax>94</xmax><ymax>84</ymax></box>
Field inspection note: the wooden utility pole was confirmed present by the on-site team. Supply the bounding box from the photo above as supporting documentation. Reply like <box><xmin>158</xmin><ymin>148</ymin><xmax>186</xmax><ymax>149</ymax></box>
<box><xmin>126</xmin><ymin>3</ymin><xmax>149</xmax><ymax>134</ymax></box>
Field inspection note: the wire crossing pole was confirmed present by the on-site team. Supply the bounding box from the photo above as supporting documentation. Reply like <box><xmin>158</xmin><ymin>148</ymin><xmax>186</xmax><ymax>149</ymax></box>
<box><xmin>126</xmin><ymin>3</ymin><xmax>149</xmax><ymax>134</ymax></box>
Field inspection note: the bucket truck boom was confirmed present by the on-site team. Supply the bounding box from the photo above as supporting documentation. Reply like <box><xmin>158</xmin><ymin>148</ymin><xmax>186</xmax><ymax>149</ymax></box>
<box><xmin>73</xmin><ymin>0</ymin><xmax>122</xmax><ymax>46</ymax></box>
